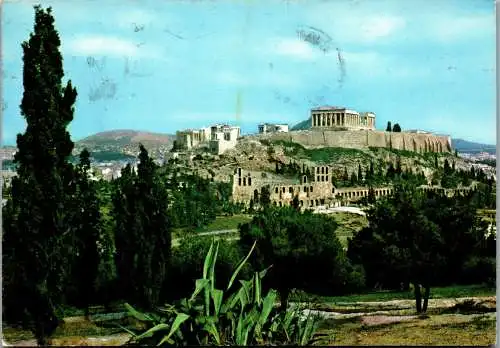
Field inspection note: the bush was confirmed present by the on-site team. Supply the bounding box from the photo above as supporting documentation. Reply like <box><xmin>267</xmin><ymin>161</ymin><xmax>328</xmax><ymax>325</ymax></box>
<box><xmin>165</xmin><ymin>236</ymin><xmax>252</xmax><ymax>301</ymax></box>
<box><xmin>124</xmin><ymin>241</ymin><xmax>322</xmax><ymax>346</ymax></box>
<box><xmin>460</xmin><ymin>256</ymin><xmax>496</xmax><ymax>286</ymax></box>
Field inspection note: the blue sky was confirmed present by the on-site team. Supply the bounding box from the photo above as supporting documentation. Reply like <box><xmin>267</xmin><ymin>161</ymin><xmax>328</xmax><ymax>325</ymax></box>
<box><xmin>2</xmin><ymin>0</ymin><xmax>496</xmax><ymax>145</ymax></box>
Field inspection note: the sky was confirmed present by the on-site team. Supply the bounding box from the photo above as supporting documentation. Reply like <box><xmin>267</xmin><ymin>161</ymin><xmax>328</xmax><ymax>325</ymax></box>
<box><xmin>1</xmin><ymin>0</ymin><xmax>496</xmax><ymax>145</ymax></box>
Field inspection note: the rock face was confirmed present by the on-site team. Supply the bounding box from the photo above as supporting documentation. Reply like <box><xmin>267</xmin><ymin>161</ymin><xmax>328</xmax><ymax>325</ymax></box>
<box><xmin>250</xmin><ymin>130</ymin><xmax>452</xmax><ymax>153</ymax></box>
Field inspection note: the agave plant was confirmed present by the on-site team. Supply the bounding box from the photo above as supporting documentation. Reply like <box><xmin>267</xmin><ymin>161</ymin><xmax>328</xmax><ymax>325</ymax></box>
<box><xmin>122</xmin><ymin>240</ymin><xmax>321</xmax><ymax>346</ymax></box>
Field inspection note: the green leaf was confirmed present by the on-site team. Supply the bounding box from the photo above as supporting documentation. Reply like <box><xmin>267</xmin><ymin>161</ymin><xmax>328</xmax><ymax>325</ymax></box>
<box><xmin>136</xmin><ymin>323</ymin><xmax>169</xmax><ymax>340</ymax></box>
<box><xmin>190</xmin><ymin>279</ymin><xmax>210</xmax><ymax>301</ymax></box>
<box><xmin>203</xmin><ymin>319</ymin><xmax>221</xmax><ymax>345</ymax></box>
<box><xmin>158</xmin><ymin>313</ymin><xmax>190</xmax><ymax>346</ymax></box>
<box><xmin>124</xmin><ymin>303</ymin><xmax>154</xmax><ymax>322</ymax></box>
<box><xmin>227</xmin><ymin>240</ymin><xmax>257</xmax><ymax>291</ymax></box>
<box><xmin>258</xmin><ymin>289</ymin><xmax>277</xmax><ymax>328</ymax></box>
<box><xmin>209</xmin><ymin>241</ymin><xmax>219</xmax><ymax>289</ymax></box>
<box><xmin>203</xmin><ymin>241</ymin><xmax>216</xmax><ymax>280</ymax></box>
<box><xmin>254</xmin><ymin>272</ymin><xmax>261</xmax><ymax>305</ymax></box>
<box><xmin>211</xmin><ymin>288</ymin><xmax>224</xmax><ymax>316</ymax></box>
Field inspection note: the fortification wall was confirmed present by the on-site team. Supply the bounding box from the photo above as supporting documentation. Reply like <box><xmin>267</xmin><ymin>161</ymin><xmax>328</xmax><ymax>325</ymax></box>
<box><xmin>254</xmin><ymin>130</ymin><xmax>452</xmax><ymax>153</ymax></box>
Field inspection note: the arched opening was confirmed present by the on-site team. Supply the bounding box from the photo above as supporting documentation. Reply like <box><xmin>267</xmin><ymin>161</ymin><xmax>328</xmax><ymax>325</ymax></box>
<box><xmin>254</xmin><ymin>189</ymin><xmax>259</xmax><ymax>202</ymax></box>
<box><xmin>238</xmin><ymin>168</ymin><xmax>242</xmax><ymax>176</ymax></box>
<box><xmin>275</xmin><ymin>187</ymin><xmax>279</xmax><ymax>193</ymax></box>
<box><xmin>248</xmin><ymin>177</ymin><xmax>252</xmax><ymax>186</ymax></box>
<box><xmin>315</xmin><ymin>199</ymin><xmax>319</xmax><ymax>206</ymax></box>
<box><xmin>238</xmin><ymin>178</ymin><xmax>242</xmax><ymax>186</ymax></box>
<box><xmin>279</xmin><ymin>201</ymin><xmax>282</xmax><ymax>207</ymax></box>
<box><xmin>303</xmin><ymin>175</ymin><xmax>307</xmax><ymax>183</ymax></box>
<box><xmin>300</xmin><ymin>200</ymin><xmax>304</xmax><ymax>206</ymax></box>
<box><xmin>243</xmin><ymin>177</ymin><xmax>246</xmax><ymax>186</ymax></box>
<box><xmin>289</xmin><ymin>187</ymin><xmax>293</xmax><ymax>193</ymax></box>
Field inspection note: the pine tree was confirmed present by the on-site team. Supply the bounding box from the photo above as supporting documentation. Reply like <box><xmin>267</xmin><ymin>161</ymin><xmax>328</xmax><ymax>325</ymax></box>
<box><xmin>2</xmin><ymin>6</ymin><xmax>77</xmax><ymax>345</ymax></box>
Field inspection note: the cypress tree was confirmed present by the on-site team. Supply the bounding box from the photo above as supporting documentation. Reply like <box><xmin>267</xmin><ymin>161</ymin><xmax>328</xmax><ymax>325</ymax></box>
<box><xmin>358</xmin><ymin>164</ymin><xmax>363</xmax><ymax>182</ymax></box>
<box><xmin>2</xmin><ymin>6</ymin><xmax>78</xmax><ymax>345</ymax></box>
<box><xmin>71</xmin><ymin>149</ymin><xmax>101</xmax><ymax>317</ymax></box>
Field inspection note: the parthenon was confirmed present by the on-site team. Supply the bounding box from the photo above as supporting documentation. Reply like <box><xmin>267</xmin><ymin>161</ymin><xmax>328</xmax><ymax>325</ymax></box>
<box><xmin>311</xmin><ymin>106</ymin><xmax>375</xmax><ymax>130</ymax></box>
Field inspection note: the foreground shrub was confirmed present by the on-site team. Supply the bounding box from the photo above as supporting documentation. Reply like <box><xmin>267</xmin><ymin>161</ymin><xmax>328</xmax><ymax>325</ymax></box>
<box><xmin>123</xmin><ymin>241</ymin><xmax>321</xmax><ymax>346</ymax></box>
<box><xmin>165</xmin><ymin>236</ymin><xmax>252</xmax><ymax>300</ymax></box>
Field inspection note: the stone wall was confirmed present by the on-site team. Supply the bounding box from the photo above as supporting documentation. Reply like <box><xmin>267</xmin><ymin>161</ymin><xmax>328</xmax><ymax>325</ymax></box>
<box><xmin>253</xmin><ymin>130</ymin><xmax>452</xmax><ymax>153</ymax></box>
<box><xmin>231</xmin><ymin>166</ymin><xmax>394</xmax><ymax>208</ymax></box>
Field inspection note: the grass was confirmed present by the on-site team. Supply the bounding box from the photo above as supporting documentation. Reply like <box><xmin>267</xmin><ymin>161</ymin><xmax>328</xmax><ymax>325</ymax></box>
<box><xmin>172</xmin><ymin>214</ymin><xmax>253</xmax><ymax>238</ymax></box>
<box><xmin>330</xmin><ymin>212</ymin><xmax>368</xmax><ymax>247</ymax></box>
<box><xmin>291</xmin><ymin>284</ymin><xmax>496</xmax><ymax>304</ymax></box>
<box><xmin>194</xmin><ymin>214</ymin><xmax>252</xmax><ymax>232</ymax></box>
<box><xmin>315</xmin><ymin>313</ymin><xmax>496</xmax><ymax>345</ymax></box>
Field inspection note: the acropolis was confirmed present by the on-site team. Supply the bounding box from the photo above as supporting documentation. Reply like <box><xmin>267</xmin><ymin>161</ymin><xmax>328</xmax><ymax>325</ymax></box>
<box><xmin>311</xmin><ymin>106</ymin><xmax>376</xmax><ymax>130</ymax></box>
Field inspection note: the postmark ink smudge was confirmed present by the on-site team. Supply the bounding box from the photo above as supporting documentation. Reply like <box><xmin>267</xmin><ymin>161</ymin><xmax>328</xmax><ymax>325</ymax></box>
<box><xmin>336</xmin><ymin>48</ymin><xmax>346</xmax><ymax>87</ymax></box>
<box><xmin>88</xmin><ymin>78</ymin><xmax>117</xmax><ymax>102</ymax></box>
<box><xmin>296</xmin><ymin>25</ymin><xmax>334</xmax><ymax>53</ymax></box>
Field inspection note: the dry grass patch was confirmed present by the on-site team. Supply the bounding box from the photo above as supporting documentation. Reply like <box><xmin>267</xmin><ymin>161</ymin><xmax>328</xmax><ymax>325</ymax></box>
<box><xmin>316</xmin><ymin>312</ymin><xmax>495</xmax><ymax>346</ymax></box>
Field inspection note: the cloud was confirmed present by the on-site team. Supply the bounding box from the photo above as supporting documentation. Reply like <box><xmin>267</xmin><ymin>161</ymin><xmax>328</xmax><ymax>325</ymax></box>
<box><xmin>430</xmin><ymin>15</ymin><xmax>494</xmax><ymax>42</ymax></box>
<box><xmin>265</xmin><ymin>38</ymin><xmax>318</xmax><ymax>60</ymax></box>
<box><xmin>359</xmin><ymin>16</ymin><xmax>406</xmax><ymax>41</ymax></box>
<box><xmin>64</xmin><ymin>35</ymin><xmax>162</xmax><ymax>58</ymax></box>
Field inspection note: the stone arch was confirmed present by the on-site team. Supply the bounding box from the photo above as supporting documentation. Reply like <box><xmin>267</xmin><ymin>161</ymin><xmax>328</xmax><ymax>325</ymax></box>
<box><xmin>303</xmin><ymin>175</ymin><xmax>308</xmax><ymax>184</ymax></box>
<box><xmin>253</xmin><ymin>189</ymin><xmax>259</xmax><ymax>202</ymax></box>
<box><xmin>289</xmin><ymin>187</ymin><xmax>293</xmax><ymax>193</ymax></box>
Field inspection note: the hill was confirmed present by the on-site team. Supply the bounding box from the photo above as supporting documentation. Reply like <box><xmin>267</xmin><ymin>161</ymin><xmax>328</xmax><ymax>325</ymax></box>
<box><xmin>291</xmin><ymin>118</ymin><xmax>495</xmax><ymax>155</ymax></box>
<box><xmin>451</xmin><ymin>139</ymin><xmax>496</xmax><ymax>155</ymax></box>
<box><xmin>74</xmin><ymin>129</ymin><xmax>175</xmax><ymax>158</ymax></box>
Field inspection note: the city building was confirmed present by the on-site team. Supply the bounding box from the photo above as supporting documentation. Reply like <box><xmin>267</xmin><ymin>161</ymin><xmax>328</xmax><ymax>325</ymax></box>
<box><xmin>258</xmin><ymin>123</ymin><xmax>289</xmax><ymax>134</ymax></box>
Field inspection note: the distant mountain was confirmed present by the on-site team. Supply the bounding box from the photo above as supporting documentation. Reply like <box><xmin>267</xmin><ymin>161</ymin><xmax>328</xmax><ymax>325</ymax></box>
<box><xmin>451</xmin><ymin>139</ymin><xmax>496</xmax><ymax>155</ymax></box>
<box><xmin>290</xmin><ymin>117</ymin><xmax>312</xmax><ymax>131</ymax></box>
<box><xmin>74</xmin><ymin>129</ymin><xmax>175</xmax><ymax>157</ymax></box>
<box><xmin>290</xmin><ymin>118</ymin><xmax>495</xmax><ymax>155</ymax></box>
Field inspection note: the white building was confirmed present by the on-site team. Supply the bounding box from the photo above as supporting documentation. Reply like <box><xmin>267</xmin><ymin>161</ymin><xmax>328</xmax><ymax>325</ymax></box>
<box><xmin>258</xmin><ymin>123</ymin><xmax>289</xmax><ymax>134</ymax></box>
<box><xmin>209</xmin><ymin>124</ymin><xmax>241</xmax><ymax>155</ymax></box>
<box><xmin>176</xmin><ymin>127</ymin><xmax>211</xmax><ymax>150</ymax></box>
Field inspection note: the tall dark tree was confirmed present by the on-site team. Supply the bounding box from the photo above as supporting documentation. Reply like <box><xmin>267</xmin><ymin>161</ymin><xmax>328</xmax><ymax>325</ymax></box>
<box><xmin>2</xmin><ymin>6</ymin><xmax>78</xmax><ymax>345</ymax></box>
<box><xmin>392</xmin><ymin>123</ymin><xmax>402</xmax><ymax>132</ymax></box>
<box><xmin>260</xmin><ymin>185</ymin><xmax>271</xmax><ymax>208</ymax></box>
<box><xmin>386</xmin><ymin>121</ymin><xmax>392</xmax><ymax>132</ymax></box>
<box><xmin>69</xmin><ymin>149</ymin><xmax>101</xmax><ymax>317</ymax></box>
<box><xmin>113</xmin><ymin>146</ymin><xmax>171</xmax><ymax>308</ymax></box>
<box><xmin>357</xmin><ymin>164</ymin><xmax>363</xmax><ymax>182</ymax></box>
